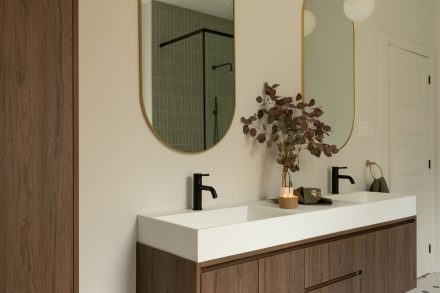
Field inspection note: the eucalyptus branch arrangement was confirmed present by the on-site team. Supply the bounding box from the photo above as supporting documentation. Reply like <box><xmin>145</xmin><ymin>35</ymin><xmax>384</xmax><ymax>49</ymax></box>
<box><xmin>241</xmin><ymin>83</ymin><xmax>339</xmax><ymax>187</ymax></box>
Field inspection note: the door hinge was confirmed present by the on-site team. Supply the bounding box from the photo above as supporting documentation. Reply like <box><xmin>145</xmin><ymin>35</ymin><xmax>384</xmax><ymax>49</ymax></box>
<box><xmin>429</xmin><ymin>160</ymin><xmax>431</xmax><ymax>169</ymax></box>
<box><xmin>429</xmin><ymin>244</ymin><xmax>432</xmax><ymax>253</ymax></box>
<box><xmin>428</xmin><ymin>75</ymin><xmax>431</xmax><ymax>84</ymax></box>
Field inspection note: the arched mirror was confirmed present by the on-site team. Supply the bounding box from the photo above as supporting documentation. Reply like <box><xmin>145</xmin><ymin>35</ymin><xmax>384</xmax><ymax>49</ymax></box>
<box><xmin>139</xmin><ymin>0</ymin><xmax>235</xmax><ymax>153</ymax></box>
<box><xmin>302</xmin><ymin>0</ymin><xmax>355</xmax><ymax>149</ymax></box>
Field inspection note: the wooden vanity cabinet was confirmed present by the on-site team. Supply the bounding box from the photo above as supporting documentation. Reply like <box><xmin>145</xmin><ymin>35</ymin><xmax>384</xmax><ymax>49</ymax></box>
<box><xmin>362</xmin><ymin>222</ymin><xmax>416</xmax><ymax>293</ymax></box>
<box><xmin>305</xmin><ymin>236</ymin><xmax>361</xmax><ymax>288</ymax></box>
<box><xmin>201</xmin><ymin>261</ymin><xmax>259</xmax><ymax>293</ymax></box>
<box><xmin>307</xmin><ymin>275</ymin><xmax>362</xmax><ymax>293</ymax></box>
<box><xmin>259</xmin><ymin>250</ymin><xmax>305</xmax><ymax>293</ymax></box>
<box><xmin>137</xmin><ymin>217</ymin><xmax>416</xmax><ymax>293</ymax></box>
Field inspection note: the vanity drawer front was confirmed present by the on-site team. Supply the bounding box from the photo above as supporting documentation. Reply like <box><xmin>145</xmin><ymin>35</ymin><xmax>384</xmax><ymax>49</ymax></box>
<box><xmin>201</xmin><ymin>260</ymin><xmax>258</xmax><ymax>293</ymax></box>
<box><xmin>307</xmin><ymin>275</ymin><xmax>361</xmax><ymax>293</ymax></box>
<box><xmin>305</xmin><ymin>236</ymin><xmax>362</xmax><ymax>288</ymax></box>
<box><xmin>258</xmin><ymin>249</ymin><xmax>305</xmax><ymax>293</ymax></box>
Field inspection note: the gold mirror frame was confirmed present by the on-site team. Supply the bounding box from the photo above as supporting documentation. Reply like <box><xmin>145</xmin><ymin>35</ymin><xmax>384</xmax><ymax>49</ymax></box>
<box><xmin>138</xmin><ymin>0</ymin><xmax>236</xmax><ymax>154</ymax></box>
<box><xmin>301</xmin><ymin>0</ymin><xmax>356</xmax><ymax>150</ymax></box>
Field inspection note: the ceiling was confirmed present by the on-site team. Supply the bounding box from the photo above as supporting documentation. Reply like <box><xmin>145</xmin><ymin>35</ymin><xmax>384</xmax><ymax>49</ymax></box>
<box><xmin>155</xmin><ymin>0</ymin><xmax>233</xmax><ymax>20</ymax></box>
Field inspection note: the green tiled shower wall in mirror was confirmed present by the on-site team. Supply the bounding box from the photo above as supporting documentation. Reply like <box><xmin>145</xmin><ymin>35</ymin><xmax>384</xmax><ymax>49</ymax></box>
<box><xmin>140</xmin><ymin>0</ymin><xmax>235</xmax><ymax>153</ymax></box>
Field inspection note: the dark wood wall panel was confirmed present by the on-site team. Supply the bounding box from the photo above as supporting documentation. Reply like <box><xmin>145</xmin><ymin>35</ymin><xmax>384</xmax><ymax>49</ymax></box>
<box><xmin>0</xmin><ymin>0</ymin><xmax>76</xmax><ymax>292</ymax></box>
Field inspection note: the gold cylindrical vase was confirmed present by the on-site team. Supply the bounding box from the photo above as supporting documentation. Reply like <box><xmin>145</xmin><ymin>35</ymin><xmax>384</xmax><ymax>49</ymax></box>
<box><xmin>279</xmin><ymin>187</ymin><xmax>299</xmax><ymax>209</ymax></box>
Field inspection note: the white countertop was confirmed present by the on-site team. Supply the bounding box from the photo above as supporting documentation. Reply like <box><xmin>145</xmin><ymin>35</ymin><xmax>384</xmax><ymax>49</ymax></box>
<box><xmin>138</xmin><ymin>192</ymin><xmax>416</xmax><ymax>262</ymax></box>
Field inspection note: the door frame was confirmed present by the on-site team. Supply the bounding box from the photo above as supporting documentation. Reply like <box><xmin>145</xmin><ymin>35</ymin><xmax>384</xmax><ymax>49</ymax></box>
<box><xmin>380</xmin><ymin>33</ymin><xmax>437</xmax><ymax>273</ymax></box>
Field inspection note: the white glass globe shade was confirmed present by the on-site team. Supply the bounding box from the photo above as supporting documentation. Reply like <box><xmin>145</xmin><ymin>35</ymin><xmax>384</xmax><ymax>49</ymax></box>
<box><xmin>343</xmin><ymin>0</ymin><xmax>375</xmax><ymax>22</ymax></box>
<box><xmin>304</xmin><ymin>9</ymin><xmax>316</xmax><ymax>37</ymax></box>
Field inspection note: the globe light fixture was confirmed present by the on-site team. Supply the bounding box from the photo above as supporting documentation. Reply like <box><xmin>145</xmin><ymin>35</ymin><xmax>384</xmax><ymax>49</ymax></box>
<box><xmin>304</xmin><ymin>9</ymin><xmax>316</xmax><ymax>37</ymax></box>
<box><xmin>343</xmin><ymin>0</ymin><xmax>375</xmax><ymax>22</ymax></box>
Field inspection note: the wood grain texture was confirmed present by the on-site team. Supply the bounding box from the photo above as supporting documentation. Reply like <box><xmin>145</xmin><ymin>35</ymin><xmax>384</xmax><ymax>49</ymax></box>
<box><xmin>0</xmin><ymin>0</ymin><xmax>75</xmax><ymax>292</ymax></box>
<box><xmin>305</xmin><ymin>236</ymin><xmax>361</xmax><ymax>288</ymax></box>
<box><xmin>201</xmin><ymin>260</ymin><xmax>258</xmax><ymax>293</ymax></box>
<box><xmin>362</xmin><ymin>229</ymin><xmax>391</xmax><ymax>293</ymax></box>
<box><xmin>307</xmin><ymin>275</ymin><xmax>361</xmax><ymax>293</ymax></box>
<box><xmin>73</xmin><ymin>0</ymin><xmax>79</xmax><ymax>292</ymax></box>
<box><xmin>137</xmin><ymin>243</ymin><xmax>199</xmax><ymax>293</ymax></box>
<box><xmin>389</xmin><ymin>222</ymin><xmax>417</xmax><ymax>292</ymax></box>
<box><xmin>362</xmin><ymin>222</ymin><xmax>416</xmax><ymax>293</ymax></box>
<box><xmin>258</xmin><ymin>249</ymin><xmax>305</xmax><ymax>293</ymax></box>
<box><xmin>305</xmin><ymin>242</ymin><xmax>329</xmax><ymax>288</ymax></box>
<box><xmin>328</xmin><ymin>236</ymin><xmax>361</xmax><ymax>280</ymax></box>
<box><xmin>138</xmin><ymin>219</ymin><xmax>416</xmax><ymax>293</ymax></box>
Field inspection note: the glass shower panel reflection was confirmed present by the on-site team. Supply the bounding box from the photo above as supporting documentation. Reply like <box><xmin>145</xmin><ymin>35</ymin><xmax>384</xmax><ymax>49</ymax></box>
<box><xmin>205</xmin><ymin>33</ymin><xmax>235</xmax><ymax>149</ymax></box>
<box><xmin>152</xmin><ymin>34</ymin><xmax>205</xmax><ymax>153</ymax></box>
<box><xmin>152</xmin><ymin>28</ymin><xmax>234</xmax><ymax>152</ymax></box>
<box><xmin>147</xmin><ymin>0</ymin><xmax>235</xmax><ymax>153</ymax></box>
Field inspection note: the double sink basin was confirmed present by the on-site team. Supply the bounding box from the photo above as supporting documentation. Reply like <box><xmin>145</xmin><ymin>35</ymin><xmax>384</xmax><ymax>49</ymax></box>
<box><xmin>138</xmin><ymin>192</ymin><xmax>416</xmax><ymax>262</ymax></box>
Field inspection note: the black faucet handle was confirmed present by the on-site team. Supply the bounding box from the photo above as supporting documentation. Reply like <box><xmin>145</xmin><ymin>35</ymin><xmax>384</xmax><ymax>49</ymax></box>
<box><xmin>193</xmin><ymin>173</ymin><xmax>210</xmax><ymax>182</ymax></box>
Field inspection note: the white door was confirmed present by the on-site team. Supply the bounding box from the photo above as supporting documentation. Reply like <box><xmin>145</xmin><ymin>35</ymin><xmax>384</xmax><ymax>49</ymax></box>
<box><xmin>388</xmin><ymin>45</ymin><xmax>434</xmax><ymax>277</ymax></box>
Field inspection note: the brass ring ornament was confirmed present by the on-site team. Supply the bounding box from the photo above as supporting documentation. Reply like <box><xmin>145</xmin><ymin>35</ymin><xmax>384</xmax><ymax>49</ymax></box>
<box><xmin>365</xmin><ymin>160</ymin><xmax>384</xmax><ymax>180</ymax></box>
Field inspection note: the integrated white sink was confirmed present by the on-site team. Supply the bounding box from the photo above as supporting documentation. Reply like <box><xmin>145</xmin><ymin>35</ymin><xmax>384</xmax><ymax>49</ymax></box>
<box><xmin>138</xmin><ymin>192</ymin><xmax>416</xmax><ymax>262</ymax></box>
<box><xmin>331</xmin><ymin>192</ymin><xmax>398</xmax><ymax>203</ymax></box>
<box><xmin>156</xmin><ymin>206</ymin><xmax>290</xmax><ymax>229</ymax></box>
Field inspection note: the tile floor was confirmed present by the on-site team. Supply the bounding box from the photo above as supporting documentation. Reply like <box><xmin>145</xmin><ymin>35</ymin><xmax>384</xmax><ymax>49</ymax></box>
<box><xmin>408</xmin><ymin>273</ymin><xmax>440</xmax><ymax>293</ymax></box>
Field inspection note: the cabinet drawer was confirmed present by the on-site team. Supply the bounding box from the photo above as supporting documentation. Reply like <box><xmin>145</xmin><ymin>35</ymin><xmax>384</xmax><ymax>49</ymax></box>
<box><xmin>201</xmin><ymin>260</ymin><xmax>258</xmax><ymax>293</ymax></box>
<box><xmin>362</xmin><ymin>222</ymin><xmax>416</xmax><ymax>293</ymax></box>
<box><xmin>259</xmin><ymin>249</ymin><xmax>305</xmax><ymax>293</ymax></box>
<box><xmin>305</xmin><ymin>236</ymin><xmax>361</xmax><ymax>288</ymax></box>
<box><xmin>307</xmin><ymin>275</ymin><xmax>361</xmax><ymax>293</ymax></box>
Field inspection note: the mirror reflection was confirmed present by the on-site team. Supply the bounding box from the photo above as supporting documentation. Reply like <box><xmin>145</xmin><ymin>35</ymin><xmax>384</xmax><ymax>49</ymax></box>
<box><xmin>140</xmin><ymin>0</ymin><xmax>235</xmax><ymax>153</ymax></box>
<box><xmin>303</xmin><ymin>0</ymin><xmax>355</xmax><ymax>149</ymax></box>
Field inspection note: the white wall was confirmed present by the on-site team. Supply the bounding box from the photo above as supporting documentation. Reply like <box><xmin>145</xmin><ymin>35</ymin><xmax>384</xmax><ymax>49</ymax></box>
<box><xmin>79</xmin><ymin>0</ymin><xmax>435</xmax><ymax>292</ymax></box>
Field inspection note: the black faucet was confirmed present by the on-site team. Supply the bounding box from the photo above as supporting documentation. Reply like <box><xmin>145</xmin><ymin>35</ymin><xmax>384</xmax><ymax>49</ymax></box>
<box><xmin>332</xmin><ymin>167</ymin><xmax>355</xmax><ymax>194</ymax></box>
<box><xmin>193</xmin><ymin>173</ymin><xmax>218</xmax><ymax>210</ymax></box>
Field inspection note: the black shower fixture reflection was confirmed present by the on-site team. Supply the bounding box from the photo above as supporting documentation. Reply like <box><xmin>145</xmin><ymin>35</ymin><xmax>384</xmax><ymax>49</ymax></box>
<box><xmin>212</xmin><ymin>62</ymin><xmax>233</xmax><ymax>73</ymax></box>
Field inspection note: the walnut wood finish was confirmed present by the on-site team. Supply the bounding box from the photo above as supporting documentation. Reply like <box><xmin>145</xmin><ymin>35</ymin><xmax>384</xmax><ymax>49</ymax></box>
<box><xmin>0</xmin><ymin>0</ymin><xmax>76</xmax><ymax>292</ymax></box>
<box><xmin>305</xmin><ymin>241</ymin><xmax>329</xmax><ymax>288</ymax></box>
<box><xmin>307</xmin><ymin>275</ymin><xmax>361</xmax><ymax>293</ymax></box>
<box><xmin>258</xmin><ymin>249</ymin><xmax>305</xmax><ymax>293</ymax></box>
<box><xmin>389</xmin><ymin>222</ymin><xmax>417</xmax><ymax>292</ymax></box>
<box><xmin>362</xmin><ymin>222</ymin><xmax>416</xmax><ymax>293</ymax></box>
<box><xmin>362</xmin><ymin>228</ymin><xmax>391</xmax><ymax>293</ymax></box>
<box><xmin>328</xmin><ymin>236</ymin><xmax>361</xmax><ymax>280</ymax></box>
<box><xmin>201</xmin><ymin>260</ymin><xmax>258</xmax><ymax>293</ymax></box>
<box><xmin>136</xmin><ymin>243</ymin><xmax>199</xmax><ymax>293</ymax></box>
<box><xmin>73</xmin><ymin>1</ymin><xmax>79</xmax><ymax>292</ymax></box>
<box><xmin>305</xmin><ymin>236</ymin><xmax>361</xmax><ymax>288</ymax></box>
